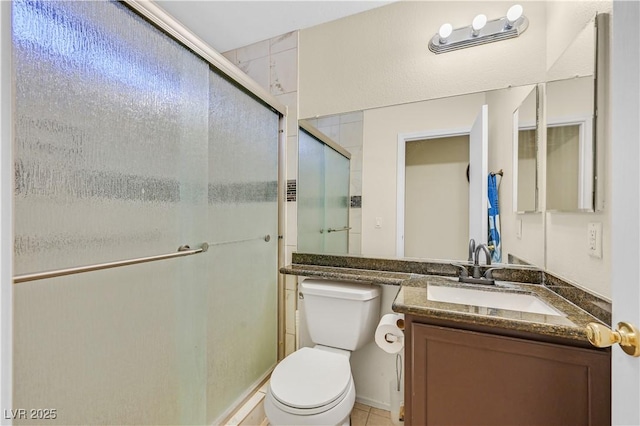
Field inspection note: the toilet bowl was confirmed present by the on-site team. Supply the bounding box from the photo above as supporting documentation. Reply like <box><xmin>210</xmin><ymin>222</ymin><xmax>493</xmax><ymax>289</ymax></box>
<box><xmin>264</xmin><ymin>347</ymin><xmax>355</xmax><ymax>426</ymax></box>
<box><xmin>264</xmin><ymin>279</ymin><xmax>381</xmax><ymax>426</ymax></box>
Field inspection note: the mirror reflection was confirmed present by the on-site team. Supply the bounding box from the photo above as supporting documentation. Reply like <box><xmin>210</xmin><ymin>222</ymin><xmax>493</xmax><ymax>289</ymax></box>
<box><xmin>545</xmin><ymin>20</ymin><xmax>596</xmax><ymax>212</ymax></box>
<box><xmin>296</xmin><ymin>14</ymin><xmax>604</xmax><ymax>274</ymax></box>
<box><xmin>514</xmin><ymin>87</ymin><xmax>538</xmax><ymax>213</ymax></box>
<box><xmin>297</xmin><ymin>124</ymin><xmax>351</xmax><ymax>254</ymax></box>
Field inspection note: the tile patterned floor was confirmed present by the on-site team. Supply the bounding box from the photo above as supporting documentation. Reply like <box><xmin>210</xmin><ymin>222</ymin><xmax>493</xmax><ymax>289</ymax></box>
<box><xmin>350</xmin><ymin>402</ymin><xmax>395</xmax><ymax>426</ymax></box>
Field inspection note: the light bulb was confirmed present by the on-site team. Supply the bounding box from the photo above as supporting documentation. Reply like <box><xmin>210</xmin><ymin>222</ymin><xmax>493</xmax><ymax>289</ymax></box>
<box><xmin>438</xmin><ymin>23</ymin><xmax>453</xmax><ymax>44</ymax></box>
<box><xmin>472</xmin><ymin>14</ymin><xmax>487</xmax><ymax>36</ymax></box>
<box><xmin>506</xmin><ymin>4</ymin><xmax>523</xmax><ymax>29</ymax></box>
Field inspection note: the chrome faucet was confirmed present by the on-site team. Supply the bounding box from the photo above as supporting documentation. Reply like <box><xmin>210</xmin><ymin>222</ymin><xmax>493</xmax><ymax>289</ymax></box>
<box><xmin>468</xmin><ymin>239</ymin><xmax>476</xmax><ymax>263</ymax></box>
<box><xmin>455</xmin><ymin>242</ymin><xmax>496</xmax><ymax>285</ymax></box>
<box><xmin>473</xmin><ymin>244</ymin><xmax>492</xmax><ymax>278</ymax></box>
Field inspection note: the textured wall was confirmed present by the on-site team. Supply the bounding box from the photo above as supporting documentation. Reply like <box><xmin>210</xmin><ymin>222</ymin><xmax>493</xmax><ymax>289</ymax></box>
<box><xmin>299</xmin><ymin>1</ymin><xmax>547</xmax><ymax>118</ymax></box>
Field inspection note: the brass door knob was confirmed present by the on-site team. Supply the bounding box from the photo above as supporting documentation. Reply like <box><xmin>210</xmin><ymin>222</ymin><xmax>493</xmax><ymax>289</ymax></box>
<box><xmin>586</xmin><ymin>322</ymin><xmax>640</xmax><ymax>357</ymax></box>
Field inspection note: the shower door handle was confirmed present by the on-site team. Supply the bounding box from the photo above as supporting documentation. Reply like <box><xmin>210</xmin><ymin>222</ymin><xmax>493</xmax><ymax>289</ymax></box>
<box><xmin>326</xmin><ymin>226</ymin><xmax>352</xmax><ymax>233</ymax></box>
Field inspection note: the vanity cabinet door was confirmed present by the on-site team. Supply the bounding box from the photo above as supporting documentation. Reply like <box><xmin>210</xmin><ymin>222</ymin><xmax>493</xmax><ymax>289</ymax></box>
<box><xmin>406</xmin><ymin>321</ymin><xmax>610</xmax><ymax>426</ymax></box>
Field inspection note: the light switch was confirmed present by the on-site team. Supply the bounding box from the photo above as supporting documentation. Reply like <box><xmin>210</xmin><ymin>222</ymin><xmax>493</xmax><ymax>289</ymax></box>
<box><xmin>587</xmin><ymin>222</ymin><xmax>603</xmax><ymax>258</ymax></box>
<box><xmin>375</xmin><ymin>217</ymin><xmax>382</xmax><ymax>229</ymax></box>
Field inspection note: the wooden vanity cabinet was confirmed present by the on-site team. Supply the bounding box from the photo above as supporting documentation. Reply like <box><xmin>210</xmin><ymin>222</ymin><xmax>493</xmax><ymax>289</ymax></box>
<box><xmin>404</xmin><ymin>316</ymin><xmax>611</xmax><ymax>426</ymax></box>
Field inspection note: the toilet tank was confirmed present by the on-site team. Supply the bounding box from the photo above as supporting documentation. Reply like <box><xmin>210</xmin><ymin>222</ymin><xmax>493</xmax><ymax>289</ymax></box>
<box><xmin>300</xmin><ymin>279</ymin><xmax>381</xmax><ymax>351</ymax></box>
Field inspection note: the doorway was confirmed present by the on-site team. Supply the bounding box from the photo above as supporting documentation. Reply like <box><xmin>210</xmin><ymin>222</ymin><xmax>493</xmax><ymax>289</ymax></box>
<box><xmin>404</xmin><ymin>136</ymin><xmax>470</xmax><ymax>259</ymax></box>
<box><xmin>396</xmin><ymin>105</ymin><xmax>488</xmax><ymax>258</ymax></box>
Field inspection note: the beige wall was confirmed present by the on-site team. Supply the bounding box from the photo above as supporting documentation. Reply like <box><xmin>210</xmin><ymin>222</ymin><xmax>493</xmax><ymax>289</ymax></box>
<box><xmin>485</xmin><ymin>86</ymin><xmax>546</xmax><ymax>267</ymax></box>
<box><xmin>405</xmin><ymin>136</ymin><xmax>469</xmax><ymax>260</ymax></box>
<box><xmin>546</xmin><ymin>0</ymin><xmax>612</xmax><ymax>70</ymax></box>
<box><xmin>544</xmin><ymin>30</ymin><xmax>611</xmax><ymax>300</ymax></box>
<box><xmin>299</xmin><ymin>1</ymin><xmax>548</xmax><ymax>118</ymax></box>
<box><xmin>362</xmin><ymin>93</ymin><xmax>486</xmax><ymax>257</ymax></box>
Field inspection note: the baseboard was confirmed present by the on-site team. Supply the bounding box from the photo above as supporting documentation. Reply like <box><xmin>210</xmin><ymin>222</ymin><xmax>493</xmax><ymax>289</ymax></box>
<box><xmin>355</xmin><ymin>396</ymin><xmax>390</xmax><ymax>412</ymax></box>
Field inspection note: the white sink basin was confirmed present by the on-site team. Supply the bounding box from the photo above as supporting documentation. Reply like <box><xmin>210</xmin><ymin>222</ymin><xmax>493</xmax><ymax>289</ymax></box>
<box><xmin>427</xmin><ymin>285</ymin><xmax>564</xmax><ymax>316</ymax></box>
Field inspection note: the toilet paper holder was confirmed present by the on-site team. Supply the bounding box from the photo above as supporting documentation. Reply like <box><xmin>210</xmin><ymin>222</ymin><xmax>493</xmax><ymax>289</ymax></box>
<box><xmin>385</xmin><ymin>333</ymin><xmax>404</xmax><ymax>344</ymax></box>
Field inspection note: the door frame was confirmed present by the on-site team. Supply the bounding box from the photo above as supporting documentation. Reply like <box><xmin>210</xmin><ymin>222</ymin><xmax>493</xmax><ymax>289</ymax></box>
<box><xmin>611</xmin><ymin>1</ymin><xmax>640</xmax><ymax>423</ymax></box>
<box><xmin>396</xmin><ymin>127</ymin><xmax>470</xmax><ymax>257</ymax></box>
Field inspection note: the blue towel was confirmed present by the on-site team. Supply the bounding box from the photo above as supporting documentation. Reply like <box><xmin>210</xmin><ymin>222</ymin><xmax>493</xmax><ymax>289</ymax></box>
<box><xmin>488</xmin><ymin>174</ymin><xmax>501</xmax><ymax>263</ymax></box>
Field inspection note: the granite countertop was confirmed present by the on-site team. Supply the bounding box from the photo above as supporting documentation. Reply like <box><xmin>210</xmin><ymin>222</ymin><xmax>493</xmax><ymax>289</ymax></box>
<box><xmin>279</xmin><ymin>264</ymin><xmax>416</xmax><ymax>285</ymax></box>
<box><xmin>281</xmin><ymin>254</ymin><xmax>606</xmax><ymax>346</ymax></box>
<box><xmin>393</xmin><ymin>275</ymin><xmax>601</xmax><ymax>344</ymax></box>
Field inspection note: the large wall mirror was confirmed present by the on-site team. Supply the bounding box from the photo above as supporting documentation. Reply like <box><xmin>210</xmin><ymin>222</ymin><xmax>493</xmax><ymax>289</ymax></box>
<box><xmin>295</xmin><ymin>12</ymin><xmax>608</xmax><ymax>276</ymax></box>
<box><xmin>545</xmin><ymin>17</ymin><xmax>598</xmax><ymax>212</ymax></box>
<box><xmin>513</xmin><ymin>86</ymin><xmax>538</xmax><ymax>213</ymax></box>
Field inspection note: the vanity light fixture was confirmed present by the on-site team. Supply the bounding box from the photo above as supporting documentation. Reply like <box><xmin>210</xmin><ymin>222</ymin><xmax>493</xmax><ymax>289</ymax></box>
<box><xmin>429</xmin><ymin>4</ymin><xmax>529</xmax><ymax>54</ymax></box>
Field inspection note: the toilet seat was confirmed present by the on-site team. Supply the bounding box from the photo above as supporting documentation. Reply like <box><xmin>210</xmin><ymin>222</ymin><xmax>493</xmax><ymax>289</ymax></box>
<box><xmin>269</xmin><ymin>347</ymin><xmax>351</xmax><ymax>415</ymax></box>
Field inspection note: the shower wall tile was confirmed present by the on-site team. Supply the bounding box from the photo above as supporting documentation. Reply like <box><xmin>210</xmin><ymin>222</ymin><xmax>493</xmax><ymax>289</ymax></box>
<box><xmin>285</xmin><ymin>333</ymin><xmax>296</xmax><ymax>356</ymax></box>
<box><xmin>351</xmin><ymin>173</ymin><xmax>362</xmax><ymax>197</ymax></box>
<box><xmin>340</xmin><ymin>111</ymin><xmax>364</xmax><ymax>124</ymax></box>
<box><xmin>317</xmin><ymin>115</ymin><xmax>340</xmax><ymax>128</ymax></box>
<box><xmin>270</xmin><ymin>31</ymin><xmax>297</xmax><ymax>55</ymax></box>
<box><xmin>339</xmin><ymin>121</ymin><xmax>363</xmax><ymax>148</ymax></box>
<box><xmin>236</xmin><ymin>39</ymin><xmax>269</xmax><ymax>64</ymax></box>
<box><xmin>287</xmin><ymin>135</ymin><xmax>298</xmax><ymax>179</ymax></box>
<box><xmin>349</xmin><ymin>145</ymin><xmax>363</xmax><ymax>173</ymax></box>
<box><xmin>349</xmin><ymin>208</ymin><xmax>362</xmax><ymax>232</ymax></box>
<box><xmin>285</xmin><ymin>244</ymin><xmax>296</xmax><ymax>265</ymax></box>
<box><xmin>238</xmin><ymin>56</ymin><xmax>270</xmax><ymax>93</ymax></box>
<box><xmin>349</xmin><ymin>232</ymin><xmax>362</xmax><ymax>255</ymax></box>
<box><xmin>317</xmin><ymin>124</ymin><xmax>340</xmax><ymax>143</ymax></box>
<box><xmin>222</xmin><ymin>50</ymin><xmax>237</xmax><ymax>64</ymax></box>
<box><xmin>285</xmin><ymin>289</ymin><xmax>296</xmax><ymax>333</ymax></box>
<box><xmin>285</xmin><ymin>274</ymin><xmax>297</xmax><ymax>291</ymax></box>
<box><xmin>270</xmin><ymin>48</ymin><xmax>297</xmax><ymax>95</ymax></box>
<box><xmin>286</xmin><ymin>201</ymin><xmax>297</xmax><ymax>244</ymax></box>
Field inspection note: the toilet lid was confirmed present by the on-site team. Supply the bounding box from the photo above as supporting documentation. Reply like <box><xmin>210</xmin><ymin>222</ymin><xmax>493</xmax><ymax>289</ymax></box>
<box><xmin>270</xmin><ymin>347</ymin><xmax>351</xmax><ymax>409</ymax></box>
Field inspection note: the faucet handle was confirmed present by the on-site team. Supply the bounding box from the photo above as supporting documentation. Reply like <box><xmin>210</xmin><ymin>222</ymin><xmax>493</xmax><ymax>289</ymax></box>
<box><xmin>483</xmin><ymin>267</ymin><xmax>499</xmax><ymax>279</ymax></box>
<box><xmin>452</xmin><ymin>263</ymin><xmax>469</xmax><ymax>278</ymax></box>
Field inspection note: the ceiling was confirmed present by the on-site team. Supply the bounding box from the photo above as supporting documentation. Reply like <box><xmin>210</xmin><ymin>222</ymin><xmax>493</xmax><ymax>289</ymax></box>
<box><xmin>154</xmin><ymin>0</ymin><xmax>395</xmax><ymax>53</ymax></box>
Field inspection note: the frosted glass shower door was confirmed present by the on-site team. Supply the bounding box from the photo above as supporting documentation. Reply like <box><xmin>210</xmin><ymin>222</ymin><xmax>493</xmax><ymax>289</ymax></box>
<box><xmin>12</xmin><ymin>1</ymin><xmax>210</xmax><ymax>424</ymax></box>
<box><xmin>206</xmin><ymin>71</ymin><xmax>279</xmax><ymax>423</ymax></box>
<box><xmin>297</xmin><ymin>129</ymin><xmax>350</xmax><ymax>254</ymax></box>
<box><xmin>12</xmin><ymin>1</ymin><xmax>281</xmax><ymax>424</ymax></box>
<box><xmin>323</xmin><ymin>146</ymin><xmax>350</xmax><ymax>254</ymax></box>
<box><xmin>298</xmin><ymin>130</ymin><xmax>326</xmax><ymax>253</ymax></box>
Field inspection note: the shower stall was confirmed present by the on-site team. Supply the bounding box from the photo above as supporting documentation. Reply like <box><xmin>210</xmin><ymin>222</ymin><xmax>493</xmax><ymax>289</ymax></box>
<box><xmin>6</xmin><ymin>0</ymin><xmax>284</xmax><ymax>424</ymax></box>
<box><xmin>297</xmin><ymin>124</ymin><xmax>351</xmax><ymax>254</ymax></box>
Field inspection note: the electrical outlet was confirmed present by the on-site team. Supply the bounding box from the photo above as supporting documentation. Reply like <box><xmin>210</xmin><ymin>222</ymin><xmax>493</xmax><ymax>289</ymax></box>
<box><xmin>516</xmin><ymin>219</ymin><xmax>522</xmax><ymax>239</ymax></box>
<box><xmin>587</xmin><ymin>222</ymin><xmax>603</xmax><ymax>258</ymax></box>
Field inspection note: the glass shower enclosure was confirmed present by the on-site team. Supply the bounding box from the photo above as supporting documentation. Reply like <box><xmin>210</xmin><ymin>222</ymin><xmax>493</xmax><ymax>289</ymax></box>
<box><xmin>297</xmin><ymin>125</ymin><xmax>351</xmax><ymax>254</ymax></box>
<box><xmin>10</xmin><ymin>0</ymin><xmax>283</xmax><ymax>424</ymax></box>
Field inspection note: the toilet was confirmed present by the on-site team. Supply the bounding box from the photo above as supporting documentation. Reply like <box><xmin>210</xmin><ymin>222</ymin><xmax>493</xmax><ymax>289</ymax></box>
<box><xmin>265</xmin><ymin>278</ymin><xmax>381</xmax><ymax>426</ymax></box>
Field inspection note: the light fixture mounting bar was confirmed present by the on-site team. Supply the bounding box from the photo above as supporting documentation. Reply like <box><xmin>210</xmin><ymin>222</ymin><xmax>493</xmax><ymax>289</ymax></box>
<box><xmin>429</xmin><ymin>16</ymin><xmax>529</xmax><ymax>54</ymax></box>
